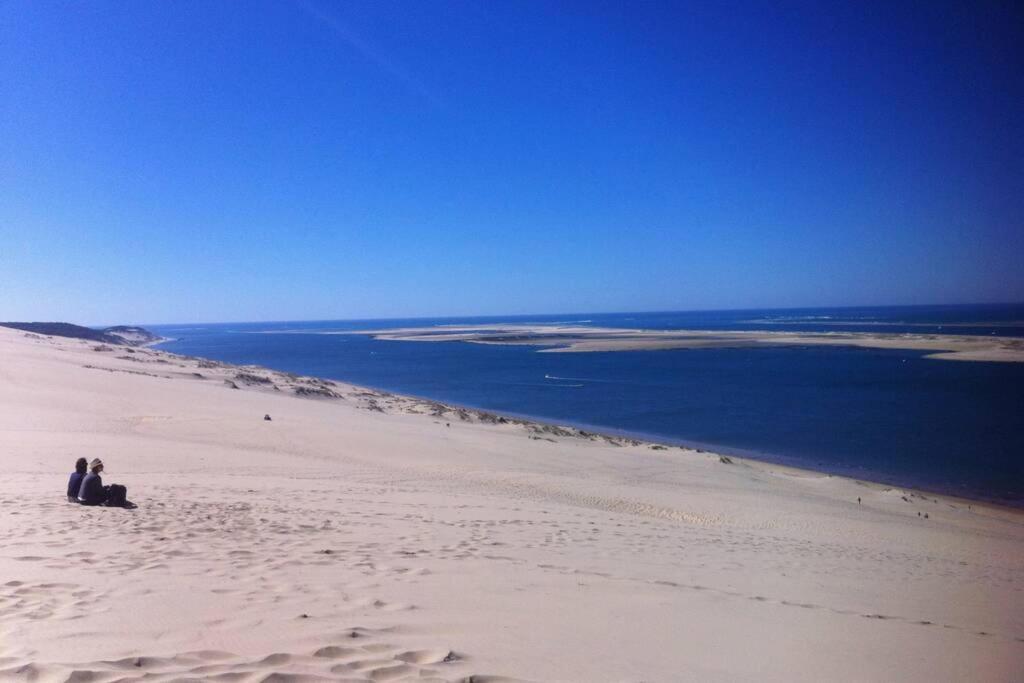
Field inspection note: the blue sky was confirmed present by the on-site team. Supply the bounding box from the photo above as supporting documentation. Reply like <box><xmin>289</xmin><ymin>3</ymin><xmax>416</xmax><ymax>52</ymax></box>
<box><xmin>2</xmin><ymin>1</ymin><xmax>1021</xmax><ymax>324</ymax></box>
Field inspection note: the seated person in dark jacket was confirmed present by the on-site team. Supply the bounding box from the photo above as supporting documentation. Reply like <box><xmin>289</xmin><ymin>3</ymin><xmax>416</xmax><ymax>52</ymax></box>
<box><xmin>77</xmin><ymin>458</ymin><xmax>109</xmax><ymax>505</ymax></box>
<box><xmin>67</xmin><ymin>457</ymin><xmax>88</xmax><ymax>501</ymax></box>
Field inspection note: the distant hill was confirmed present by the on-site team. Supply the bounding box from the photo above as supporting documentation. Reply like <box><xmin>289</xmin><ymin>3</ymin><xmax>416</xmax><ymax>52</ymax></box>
<box><xmin>102</xmin><ymin>325</ymin><xmax>164</xmax><ymax>346</ymax></box>
<box><xmin>0</xmin><ymin>322</ymin><xmax>163</xmax><ymax>347</ymax></box>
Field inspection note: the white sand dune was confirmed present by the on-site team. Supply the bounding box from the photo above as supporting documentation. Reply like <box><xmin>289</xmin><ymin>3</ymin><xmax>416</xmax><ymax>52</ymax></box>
<box><xmin>0</xmin><ymin>326</ymin><xmax>1021</xmax><ymax>681</ymax></box>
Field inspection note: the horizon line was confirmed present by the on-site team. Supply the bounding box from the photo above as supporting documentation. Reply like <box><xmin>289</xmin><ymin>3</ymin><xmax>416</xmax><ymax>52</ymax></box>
<box><xmin>89</xmin><ymin>300</ymin><xmax>1024</xmax><ymax>329</ymax></box>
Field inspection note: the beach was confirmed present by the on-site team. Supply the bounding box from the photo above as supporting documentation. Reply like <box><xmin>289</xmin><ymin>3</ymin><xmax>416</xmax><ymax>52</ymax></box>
<box><xmin>1</xmin><ymin>325</ymin><xmax>1022</xmax><ymax>681</ymax></box>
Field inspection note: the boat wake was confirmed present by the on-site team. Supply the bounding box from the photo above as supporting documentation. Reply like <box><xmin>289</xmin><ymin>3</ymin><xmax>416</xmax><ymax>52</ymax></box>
<box><xmin>544</xmin><ymin>374</ymin><xmax>615</xmax><ymax>384</ymax></box>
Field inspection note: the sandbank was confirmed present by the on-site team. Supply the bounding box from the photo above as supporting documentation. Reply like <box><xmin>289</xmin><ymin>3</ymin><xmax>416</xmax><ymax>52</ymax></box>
<box><xmin>351</xmin><ymin>324</ymin><xmax>1024</xmax><ymax>362</ymax></box>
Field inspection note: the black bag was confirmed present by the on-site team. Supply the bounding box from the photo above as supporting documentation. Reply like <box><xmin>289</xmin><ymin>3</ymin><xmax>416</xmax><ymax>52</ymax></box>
<box><xmin>106</xmin><ymin>484</ymin><xmax>127</xmax><ymax>507</ymax></box>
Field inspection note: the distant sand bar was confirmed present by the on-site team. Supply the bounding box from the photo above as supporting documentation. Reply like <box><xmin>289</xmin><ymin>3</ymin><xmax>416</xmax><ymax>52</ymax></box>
<box><xmin>348</xmin><ymin>324</ymin><xmax>1024</xmax><ymax>362</ymax></box>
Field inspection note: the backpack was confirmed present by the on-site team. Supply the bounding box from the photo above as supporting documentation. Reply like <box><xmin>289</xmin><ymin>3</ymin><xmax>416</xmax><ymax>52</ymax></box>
<box><xmin>106</xmin><ymin>484</ymin><xmax>127</xmax><ymax>507</ymax></box>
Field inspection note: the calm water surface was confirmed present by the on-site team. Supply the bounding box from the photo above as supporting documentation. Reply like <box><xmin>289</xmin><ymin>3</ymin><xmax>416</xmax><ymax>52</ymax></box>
<box><xmin>153</xmin><ymin>305</ymin><xmax>1024</xmax><ymax>505</ymax></box>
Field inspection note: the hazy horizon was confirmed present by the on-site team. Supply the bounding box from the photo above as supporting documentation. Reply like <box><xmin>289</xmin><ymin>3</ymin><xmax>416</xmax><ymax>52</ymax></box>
<box><xmin>68</xmin><ymin>300</ymin><xmax>1024</xmax><ymax>330</ymax></box>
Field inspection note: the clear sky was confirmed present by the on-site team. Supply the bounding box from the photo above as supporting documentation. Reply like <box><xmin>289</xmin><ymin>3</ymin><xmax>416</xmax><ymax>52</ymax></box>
<box><xmin>2</xmin><ymin>1</ymin><xmax>1022</xmax><ymax>325</ymax></box>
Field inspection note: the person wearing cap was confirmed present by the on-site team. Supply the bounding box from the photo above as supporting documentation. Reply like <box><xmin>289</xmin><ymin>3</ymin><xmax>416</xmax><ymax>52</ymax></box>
<box><xmin>67</xmin><ymin>457</ymin><xmax>88</xmax><ymax>502</ymax></box>
<box><xmin>77</xmin><ymin>458</ymin><xmax>109</xmax><ymax>505</ymax></box>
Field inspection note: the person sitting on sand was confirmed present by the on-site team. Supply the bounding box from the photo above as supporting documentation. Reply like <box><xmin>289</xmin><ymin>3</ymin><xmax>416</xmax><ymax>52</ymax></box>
<box><xmin>77</xmin><ymin>458</ymin><xmax>130</xmax><ymax>507</ymax></box>
<box><xmin>77</xmin><ymin>458</ymin><xmax>110</xmax><ymax>506</ymax></box>
<box><xmin>66</xmin><ymin>457</ymin><xmax>87</xmax><ymax>502</ymax></box>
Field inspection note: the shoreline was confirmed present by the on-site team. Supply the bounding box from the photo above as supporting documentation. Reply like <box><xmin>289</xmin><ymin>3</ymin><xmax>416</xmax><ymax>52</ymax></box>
<box><xmin>150</xmin><ymin>341</ymin><xmax>1023</xmax><ymax>513</ymax></box>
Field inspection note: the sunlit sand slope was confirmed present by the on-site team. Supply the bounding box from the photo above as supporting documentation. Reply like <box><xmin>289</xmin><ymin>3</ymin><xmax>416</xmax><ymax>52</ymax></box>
<box><xmin>1</xmin><ymin>326</ymin><xmax>1021</xmax><ymax>681</ymax></box>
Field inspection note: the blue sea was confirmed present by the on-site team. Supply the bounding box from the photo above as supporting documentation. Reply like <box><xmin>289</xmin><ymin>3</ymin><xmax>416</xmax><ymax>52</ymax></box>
<box><xmin>152</xmin><ymin>304</ymin><xmax>1024</xmax><ymax>506</ymax></box>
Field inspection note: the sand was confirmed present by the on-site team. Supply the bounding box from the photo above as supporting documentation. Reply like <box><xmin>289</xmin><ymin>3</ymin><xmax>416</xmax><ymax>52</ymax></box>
<box><xmin>0</xmin><ymin>326</ymin><xmax>1022</xmax><ymax>682</ymax></box>
<box><xmin>349</xmin><ymin>324</ymin><xmax>1024</xmax><ymax>362</ymax></box>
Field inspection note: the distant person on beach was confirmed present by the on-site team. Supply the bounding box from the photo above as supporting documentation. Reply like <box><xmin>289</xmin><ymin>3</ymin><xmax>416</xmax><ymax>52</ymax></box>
<box><xmin>77</xmin><ymin>458</ymin><xmax>129</xmax><ymax>507</ymax></box>
<box><xmin>66</xmin><ymin>457</ymin><xmax>87</xmax><ymax>501</ymax></box>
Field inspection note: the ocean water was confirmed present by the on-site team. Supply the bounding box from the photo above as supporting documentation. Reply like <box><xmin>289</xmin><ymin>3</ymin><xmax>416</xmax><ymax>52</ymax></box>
<box><xmin>152</xmin><ymin>304</ymin><xmax>1024</xmax><ymax>505</ymax></box>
